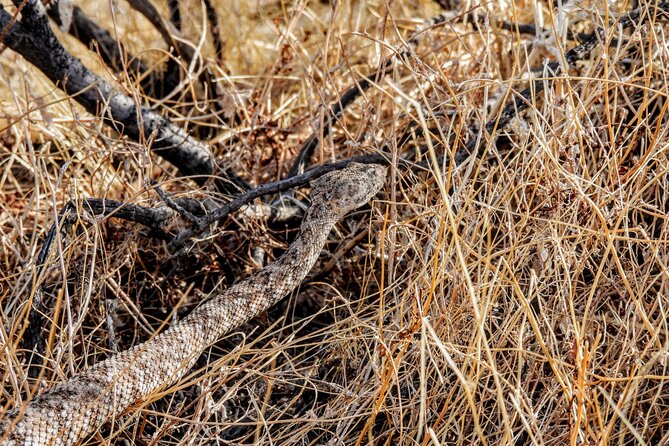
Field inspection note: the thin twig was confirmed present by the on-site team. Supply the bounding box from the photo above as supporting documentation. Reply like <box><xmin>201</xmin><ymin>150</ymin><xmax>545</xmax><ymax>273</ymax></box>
<box><xmin>150</xmin><ymin>180</ymin><xmax>201</xmax><ymax>225</ymax></box>
<box><xmin>169</xmin><ymin>153</ymin><xmax>393</xmax><ymax>250</ymax></box>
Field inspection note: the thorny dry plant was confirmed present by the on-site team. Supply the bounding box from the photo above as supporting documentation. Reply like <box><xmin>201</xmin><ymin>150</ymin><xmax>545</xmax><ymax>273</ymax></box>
<box><xmin>2</xmin><ymin>0</ymin><xmax>669</xmax><ymax>444</ymax></box>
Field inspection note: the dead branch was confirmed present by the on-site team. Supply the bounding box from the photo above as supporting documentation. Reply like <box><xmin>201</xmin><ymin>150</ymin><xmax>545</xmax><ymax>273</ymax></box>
<box><xmin>202</xmin><ymin>0</ymin><xmax>223</xmax><ymax>63</ymax></box>
<box><xmin>0</xmin><ymin>0</ymin><xmax>213</xmax><ymax>179</ymax></box>
<box><xmin>23</xmin><ymin>195</ymin><xmax>206</xmax><ymax>376</ymax></box>
<box><xmin>167</xmin><ymin>0</ymin><xmax>181</xmax><ymax>31</ymax></box>
<box><xmin>126</xmin><ymin>0</ymin><xmax>194</xmax><ymax>63</ymax></box>
<box><xmin>47</xmin><ymin>1</ymin><xmax>180</xmax><ymax>98</ymax></box>
<box><xmin>169</xmin><ymin>152</ymin><xmax>392</xmax><ymax>250</ymax></box>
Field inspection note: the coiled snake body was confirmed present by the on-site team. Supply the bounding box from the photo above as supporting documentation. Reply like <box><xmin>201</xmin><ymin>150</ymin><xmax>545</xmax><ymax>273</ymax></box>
<box><xmin>0</xmin><ymin>162</ymin><xmax>386</xmax><ymax>445</ymax></box>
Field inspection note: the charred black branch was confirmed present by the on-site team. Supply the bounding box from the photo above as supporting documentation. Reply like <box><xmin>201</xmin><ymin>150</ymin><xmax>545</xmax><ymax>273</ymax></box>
<box><xmin>0</xmin><ymin>1</ymin><xmax>214</xmax><ymax>179</ymax></box>
<box><xmin>150</xmin><ymin>180</ymin><xmax>200</xmax><ymax>225</ymax></box>
<box><xmin>24</xmin><ymin>195</ymin><xmax>203</xmax><ymax>376</ymax></box>
<box><xmin>167</xmin><ymin>0</ymin><xmax>181</xmax><ymax>31</ymax></box>
<box><xmin>127</xmin><ymin>0</ymin><xmax>194</xmax><ymax>63</ymax></box>
<box><xmin>169</xmin><ymin>153</ymin><xmax>392</xmax><ymax>250</ymax></box>
<box><xmin>47</xmin><ymin>2</ymin><xmax>180</xmax><ymax>97</ymax></box>
<box><xmin>202</xmin><ymin>0</ymin><xmax>224</xmax><ymax>63</ymax></box>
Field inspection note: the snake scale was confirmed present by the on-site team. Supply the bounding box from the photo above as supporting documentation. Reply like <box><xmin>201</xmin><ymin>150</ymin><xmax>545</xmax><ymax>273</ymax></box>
<box><xmin>0</xmin><ymin>162</ymin><xmax>387</xmax><ymax>446</ymax></box>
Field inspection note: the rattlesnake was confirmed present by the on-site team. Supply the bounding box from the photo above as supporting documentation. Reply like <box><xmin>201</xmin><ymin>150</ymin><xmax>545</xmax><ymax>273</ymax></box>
<box><xmin>0</xmin><ymin>162</ymin><xmax>387</xmax><ymax>446</ymax></box>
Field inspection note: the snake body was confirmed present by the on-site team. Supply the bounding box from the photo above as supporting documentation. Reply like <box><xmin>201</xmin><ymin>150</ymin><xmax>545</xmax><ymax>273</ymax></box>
<box><xmin>0</xmin><ymin>162</ymin><xmax>386</xmax><ymax>446</ymax></box>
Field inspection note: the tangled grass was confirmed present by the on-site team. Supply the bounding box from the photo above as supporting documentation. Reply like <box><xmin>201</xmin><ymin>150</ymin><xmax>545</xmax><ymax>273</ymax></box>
<box><xmin>2</xmin><ymin>0</ymin><xmax>669</xmax><ymax>444</ymax></box>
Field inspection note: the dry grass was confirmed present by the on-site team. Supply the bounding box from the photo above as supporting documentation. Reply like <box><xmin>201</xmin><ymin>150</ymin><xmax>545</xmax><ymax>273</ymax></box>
<box><xmin>2</xmin><ymin>0</ymin><xmax>669</xmax><ymax>444</ymax></box>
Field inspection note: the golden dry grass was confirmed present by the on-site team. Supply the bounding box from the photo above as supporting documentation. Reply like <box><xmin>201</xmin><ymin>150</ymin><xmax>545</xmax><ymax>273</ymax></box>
<box><xmin>2</xmin><ymin>0</ymin><xmax>669</xmax><ymax>444</ymax></box>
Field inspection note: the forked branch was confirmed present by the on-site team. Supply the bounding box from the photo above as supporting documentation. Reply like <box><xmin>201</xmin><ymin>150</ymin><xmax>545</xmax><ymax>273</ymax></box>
<box><xmin>0</xmin><ymin>0</ymin><xmax>213</xmax><ymax>179</ymax></box>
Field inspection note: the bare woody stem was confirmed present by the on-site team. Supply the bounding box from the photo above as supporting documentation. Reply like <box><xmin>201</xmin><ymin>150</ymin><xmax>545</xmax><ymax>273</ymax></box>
<box><xmin>0</xmin><ymin>0</ymin><xmax>213</xmax><ymax>179</ymax></box>
<box><xmin>46</xmin><ymin>2</ymin><xmax>180</xmax><ymax>98</ymax></box>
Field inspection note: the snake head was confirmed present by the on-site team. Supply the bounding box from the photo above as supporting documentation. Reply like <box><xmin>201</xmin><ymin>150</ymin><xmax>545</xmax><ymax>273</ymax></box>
<box><xmin>310</xmin><ymin>162</ymin><xmax>387</xmax><ymax>216</ymax></box>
